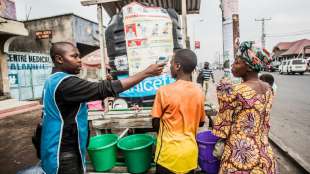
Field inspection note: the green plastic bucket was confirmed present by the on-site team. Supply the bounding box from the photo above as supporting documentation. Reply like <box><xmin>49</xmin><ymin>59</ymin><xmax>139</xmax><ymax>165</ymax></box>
<box><xmin>88</xmin><ymin>134</ymin><xmax>118</xmax><ymax>172</ymax></box>
<box><xmin>117</xmin><ymin>134</ymin><xmax>154</xmax><ymax>174</ymax></box>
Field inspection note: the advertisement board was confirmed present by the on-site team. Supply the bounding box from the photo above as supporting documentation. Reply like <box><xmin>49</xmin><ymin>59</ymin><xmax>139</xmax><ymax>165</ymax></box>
<box><xmin>7</xmin><ymin>52</ymin><xmax>53</xmax><ymax>100</ymax></box>
<box><xmin>120</xmin><ymin>2</ymin><xmax>175</xmax><ymax>97</ymax></box>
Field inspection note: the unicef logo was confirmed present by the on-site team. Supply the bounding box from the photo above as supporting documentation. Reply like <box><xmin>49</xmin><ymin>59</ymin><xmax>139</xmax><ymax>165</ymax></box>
<box><xmin>120</xmin><ymin>75</ymin><xmax>174</xmax><ymax>97</ymax></box>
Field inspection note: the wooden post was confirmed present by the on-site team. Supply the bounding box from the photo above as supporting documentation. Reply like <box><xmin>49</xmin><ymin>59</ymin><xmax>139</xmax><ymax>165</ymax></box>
<box><xmin>181</xmin><ymin>0</ymin><xmax>188</xmax><ymax>48</ymax></box>
<box><xmin>97</xmin><ymin>4</ymin><xmax>107</xmax><ymax>80</ymax></box>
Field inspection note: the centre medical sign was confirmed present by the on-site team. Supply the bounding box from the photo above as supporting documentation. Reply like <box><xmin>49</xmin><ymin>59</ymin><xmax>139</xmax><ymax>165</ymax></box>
<box><xmin>7</xmin><ymin>52</ymin><xmax>53</xmax><ymax>100</ymax></box>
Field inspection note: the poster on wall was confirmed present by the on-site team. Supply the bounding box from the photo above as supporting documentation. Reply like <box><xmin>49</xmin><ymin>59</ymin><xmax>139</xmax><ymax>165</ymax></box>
<box><xmin>223</xmin><ymin>19</ymin><xmax>234</xmax><ymax>77</ymax></box>
<box><xmin>119</xmin><ymin>2</ymin><xmax>175</xmax><ymax>97</ymax></box>
<box><xmin>223</xmin><ymin>19</ymin><xmax>241</xmax><ymax>83</ymax></box>
<box><xmin>123</xmin><ymin>2</ymin><xmax>174</xmax><ymax>75</ymax></box>
<box><xmin>7</xmin><ymin>52</ymin><xmax>53</xmax><ymax>100</ymax></box>
<box><xmin>221</xmin><ymin>0</ymin><xmax>239</xmax><ymax>19</ymax></box>
<box><xmin>0</xmin><ymin>0</ymin><xmax>16</xmax><ymax>20</ymax></box>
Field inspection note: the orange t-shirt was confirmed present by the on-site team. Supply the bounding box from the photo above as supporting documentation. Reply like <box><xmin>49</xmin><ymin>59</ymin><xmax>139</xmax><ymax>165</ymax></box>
<box><xmin>151</xmin><ymin>80</ymin><xmax>205</xmax><ymax>173</ymax></box>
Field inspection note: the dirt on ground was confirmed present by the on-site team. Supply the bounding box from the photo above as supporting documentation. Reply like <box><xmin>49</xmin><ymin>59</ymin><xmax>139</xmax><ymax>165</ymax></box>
<box><xmin>0</xmin><ymin>109</ymin><xmax>42</xmax><ymax>174</ymax></box>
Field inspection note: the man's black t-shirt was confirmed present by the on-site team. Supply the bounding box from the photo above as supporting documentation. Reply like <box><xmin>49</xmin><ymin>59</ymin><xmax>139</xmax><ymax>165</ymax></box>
<box><xmin>54</xmin><ymin>76</ymin><xmax>123</xmax><ymax>152</ymax></box>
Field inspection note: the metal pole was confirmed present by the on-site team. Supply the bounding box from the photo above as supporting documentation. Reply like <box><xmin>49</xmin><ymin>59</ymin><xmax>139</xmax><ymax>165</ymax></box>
<box><xmin>218</xmin><ymin>52</ymin><xmax>221</xmax><ymax>69</ymax></box>
<box><xmin>181</xmin><ymin>0</ymin><xmax>188</xmax><ymax>48</ymax></box>
<box><xmin>193</xmin><ymin>23</ymin><xmax>196</xmax><ymax>50</ymax></box>
<box><xmin>97</xmin><ymin>4</ymin><xmax>107</xmax><ymax>80</ymax></box>
<box><xmin>262</xmin><ymin>19</ymin><xmax>265</xmax><ymax>48</ymax></box>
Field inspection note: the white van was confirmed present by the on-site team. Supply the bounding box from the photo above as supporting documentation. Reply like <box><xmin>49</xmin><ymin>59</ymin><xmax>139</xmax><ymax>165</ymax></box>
<box><xmin>279</xmin><ymin>60</ymin><xmax>288</xmax><ymax>74</ymax></box>
<box><xmin>279</xmin><ymin>59</ymin><xmax>307</xmax><ymax>75</ymax></box>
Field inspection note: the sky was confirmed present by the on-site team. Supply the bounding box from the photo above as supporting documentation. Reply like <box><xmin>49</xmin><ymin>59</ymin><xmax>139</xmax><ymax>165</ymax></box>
<box><xmin>15</xmin><ymin>0</ymin><xmax>310</xmax><ymax>64</ymax></box>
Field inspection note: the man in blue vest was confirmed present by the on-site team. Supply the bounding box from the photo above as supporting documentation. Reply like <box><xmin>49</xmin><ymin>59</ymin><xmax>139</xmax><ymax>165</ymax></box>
<box><xmin>41</xmin><ymin>42</ymin><xmax>164</xmax><ymax>174</ymax></box>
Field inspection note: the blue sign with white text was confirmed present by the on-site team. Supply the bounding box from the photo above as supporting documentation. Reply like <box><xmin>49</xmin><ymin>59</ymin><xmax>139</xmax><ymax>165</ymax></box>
<box><xmin>118</xmin><ymin>74</ymin><xmax>175</xmax><ymax>98</ymax></box>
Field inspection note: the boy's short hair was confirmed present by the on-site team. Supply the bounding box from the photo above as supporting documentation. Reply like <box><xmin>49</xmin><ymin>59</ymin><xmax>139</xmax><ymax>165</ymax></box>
<box><xmin>259</xmin><ymin>73</ymin><xmax>274</xmax><ymax>87</ymax></box>
<box><xmin>50</xmin><ymin>42</ymin><xmax>75</xmax><ymax>62</ymax></box>
<box><xmin>174</xmin><ymin>49</ymin><xmax>197</xmax><ymax>73</ymax></box>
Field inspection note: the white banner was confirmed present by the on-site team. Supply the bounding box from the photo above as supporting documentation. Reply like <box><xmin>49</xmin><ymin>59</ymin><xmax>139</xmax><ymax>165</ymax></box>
<box><xmin>122</xmin><ymin>2</ymin><xmax>174</xmax><ymax>75</ymax></box>
<box><xmin>222</xmin><ymin>0</ymin><xmax>239</xmax><ymax>19</ymax></box>
<box><xmin>223</xmin><ymin>19</ymin><xmax>234</xmax><ymax>77</ymax></box>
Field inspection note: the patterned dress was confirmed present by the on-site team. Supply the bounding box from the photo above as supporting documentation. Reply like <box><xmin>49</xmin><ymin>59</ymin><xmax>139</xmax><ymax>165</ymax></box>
<box><xmin>212</xmin><ymin>83</ymin><xmax>277</xmax><ymax>174</ymax></box>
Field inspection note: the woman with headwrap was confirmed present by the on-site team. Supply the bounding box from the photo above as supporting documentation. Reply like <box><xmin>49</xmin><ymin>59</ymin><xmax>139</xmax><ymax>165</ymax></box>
<box><xmin>212</xmin><ymin>41</ymin><xmax>278</xmax><ymax>174</ymax></box>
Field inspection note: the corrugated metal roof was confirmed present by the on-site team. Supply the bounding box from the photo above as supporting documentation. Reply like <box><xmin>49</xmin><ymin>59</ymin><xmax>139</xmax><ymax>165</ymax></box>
<box><xmin>281</xmin><ymin>39</ymin><xmax>310</xmax><ymax>56</ymax></box>
<box><xmin>82</xmin><ymin>0</ymin><xmax>201</xmax><ymax>17</ymax></box>
<box><xmin>273</xmin><ymin>42</ymin><xmax>293</xmax><ymax>51</ymax></box>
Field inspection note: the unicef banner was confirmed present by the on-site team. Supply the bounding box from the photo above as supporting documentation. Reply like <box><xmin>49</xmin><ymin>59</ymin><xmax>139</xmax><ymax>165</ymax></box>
<box><xmin>122</xmin><ymin>2</ymin><xmax>174</xmax><ymax>75</ymax></box>
<box><xmin>119</xmin><ymin>74</ymin><xmax>175</xmax><ymax>98</ymax></box>
<box><xmin>120</xmin><ymin>2</ymin><xmax>175</xmax><ymax>98</ymax></box>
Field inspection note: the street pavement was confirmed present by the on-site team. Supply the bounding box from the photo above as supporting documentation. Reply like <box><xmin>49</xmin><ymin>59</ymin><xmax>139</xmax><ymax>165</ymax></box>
<box><xmin>269</xmin><ymin>71</ymin><xmax>310</xmax><ymax>172</ymax></box>
<box><xmin>207</xmin><ymin>70</ymin><xmax>310</xmax><ymax>173</ymax></box>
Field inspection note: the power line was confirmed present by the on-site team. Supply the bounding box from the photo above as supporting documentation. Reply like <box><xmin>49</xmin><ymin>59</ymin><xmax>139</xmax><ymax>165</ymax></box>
<box><xmin>255</xmin><ymin>18</ymin><xmax>272</xmax><ymax>48</ymax></box>
<box><xmin>266</xmin><ymin>30</ymin><xmax>310</xmax><ymax>38</ymax></box>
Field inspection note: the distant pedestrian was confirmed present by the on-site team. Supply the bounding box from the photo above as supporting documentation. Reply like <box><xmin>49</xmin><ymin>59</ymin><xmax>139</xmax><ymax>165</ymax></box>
<box><xmin>197</xmin><ymin>62</ymin><xmax>215</xmax><ymax>96</ymax></box>
<box><xmin>212</xmin><ymin>41</ymin><xmax>278</xmax><ymax>174</ymax></box>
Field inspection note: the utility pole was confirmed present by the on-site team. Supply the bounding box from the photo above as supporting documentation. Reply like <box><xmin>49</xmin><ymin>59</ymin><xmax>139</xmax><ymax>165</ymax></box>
<box><xmin>218</xmin><ymin>52</ymin><xmax>221</xmax><ymax>69</ymax></box>
<box><xmin>97</xmin><ymin>4</ymin><xmax>107</xmax><ymax>80</ymax></box>
<box><xmin>255</xmin><ymin>18</ymin><xmax>271</xmax><ymax>48</ymax></box>
<box><xmin>181</xmin><ymin>0</ymin><xmax>189</xmax><ymax>48</ymax></box>
<box><xmin>220</xmin><ymin>0</ymin><xmax>239</xmax><ymax>77</ymax></box>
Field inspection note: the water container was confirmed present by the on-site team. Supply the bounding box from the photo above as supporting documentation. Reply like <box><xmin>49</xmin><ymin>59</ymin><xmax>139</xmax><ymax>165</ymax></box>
<box><xmin>197</xmin><ymin>131</ymin><xmax>220</xmax><ymax>174</ymax></box>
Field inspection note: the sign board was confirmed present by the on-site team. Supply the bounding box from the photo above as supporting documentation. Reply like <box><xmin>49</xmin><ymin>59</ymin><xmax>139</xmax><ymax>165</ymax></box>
<box><xmin>7</xmin><ymin>52</ymin><xmax>53</xmax><ymax>100</ymax></box>
<box><xmin>123</xmin><ymin>2</ymin><xmax>174</xmax><ymax>75</ymax></box>
<box><xmin>35</xmin><ymin>30</ymin><xmax>52</xmax><ymax>39</ymax></box>
<box><xmin>118</xmin><ymin>74</ymin><xmax>175</xmax><ymax>98</ymax></box>
<box><xmin>119</xmin><ymin>2</ymin><xmax>175</xmax><ymax>98</ymax></box>
<box><xmin>195</xmin><ymin>41</ymin><xmax>200</xmax><ymax>49</ymax></box>
<box><xmin>80</xmin><ymin>0</ymin><xmax>120</xmax><ymax>6</ymax></box>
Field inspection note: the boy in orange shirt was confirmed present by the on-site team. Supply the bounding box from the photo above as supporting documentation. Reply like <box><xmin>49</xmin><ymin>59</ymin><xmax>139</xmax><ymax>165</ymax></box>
<box><xmin>151</xmin><ymin>49</ymin><xmax>206</xmax><ymax>174</ymax></box>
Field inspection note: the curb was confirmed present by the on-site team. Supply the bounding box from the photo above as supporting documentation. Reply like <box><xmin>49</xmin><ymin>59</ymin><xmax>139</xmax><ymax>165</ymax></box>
<box><xmin>269</xmin><ymin>133</ymin><xmax>310</xmax><ymax>173</ymax></box>
<box><xmin>0</xmin><ymin>105</ymin><xmax>42</xmax><ymax>119</ymax></box>
<box><xmin>0</xmin><ymin>101</ymin><xmax>39</xmax><ymax>114</ymax></box>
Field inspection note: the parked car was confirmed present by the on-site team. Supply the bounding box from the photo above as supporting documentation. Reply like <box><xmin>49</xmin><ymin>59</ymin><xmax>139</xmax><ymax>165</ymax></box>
<box><xmin>279</xmin><ymin>59</ymin><xmax>307</xmax><ymax>75</ymax></box>
<box><xmin>279</xmin><ymin>60</ymin><xmax>288</xmax><ymax>74</ymax></box>
<box><xmin>269</xmin><ymin>61</ymin><xmax>281</xmax><ymax>72</ymax></box>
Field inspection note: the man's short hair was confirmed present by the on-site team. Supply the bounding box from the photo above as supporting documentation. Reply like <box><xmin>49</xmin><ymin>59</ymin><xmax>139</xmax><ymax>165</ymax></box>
<box><xmin>174</xmin><ymin>49</ymin><xmax>197</xmax><ymax>73</ymax></box>
<box><xmin>259</xmin><ymin>73</ymin><xmax>274</xmax><ymax>87</ymax></box>
<box><xmin>50</xmin><ymin>42</ymin><xmax>75</xmax><ymax>62</ymax></box>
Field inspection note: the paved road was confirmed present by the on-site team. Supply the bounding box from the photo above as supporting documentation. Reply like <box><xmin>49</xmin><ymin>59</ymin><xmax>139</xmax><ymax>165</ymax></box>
<box><xmin>208</xmin><ymin>70</ymin><xmax>310</xmax><ymax>173</ymax></box>
<box><xmin>266</xmin><ymin>71</ymin><xmax>310</xmax><ymax>172</ymax></box>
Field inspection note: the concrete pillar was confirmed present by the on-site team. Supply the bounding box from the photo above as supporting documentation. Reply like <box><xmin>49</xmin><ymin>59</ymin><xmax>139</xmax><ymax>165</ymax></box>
<box><xmin>0</xmin><ymin>40</ymin><xmax>10</xmax><ymax>96</ymax></box>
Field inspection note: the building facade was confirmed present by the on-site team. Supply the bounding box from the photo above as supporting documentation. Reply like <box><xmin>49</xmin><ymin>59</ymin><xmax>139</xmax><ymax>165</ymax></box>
<box><xmin>0</xmin><ymin>0</ymin><xmax>28</xmax><ymax>100</ymax></box>
<box><xmin>273</xmin><ymin>39</ymin><xmax>310</xmax><ymax>62</ymax></box>
<box><xmin>5</xmin><ymin>13</ymin><xmax>100</xmax><ymax>100</ymax></box>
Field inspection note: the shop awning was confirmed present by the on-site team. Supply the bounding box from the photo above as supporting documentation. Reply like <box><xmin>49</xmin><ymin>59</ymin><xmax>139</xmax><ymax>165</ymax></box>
<box><xmin>81</xmin><ymin>0</ymin><xmax>201</xmax><ymax>16</ymax></box>
<box><xmin>0</xmin><ymin>17</ymin><xmax>28</xmax><ymax>36</ymax></box>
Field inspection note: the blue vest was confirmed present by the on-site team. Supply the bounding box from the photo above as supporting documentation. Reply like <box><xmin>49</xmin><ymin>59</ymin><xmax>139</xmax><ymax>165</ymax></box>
<box><xmin>40</xmin><ymin>72</ymin><xmax>88</xmax><ymax>174</ymax></box>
